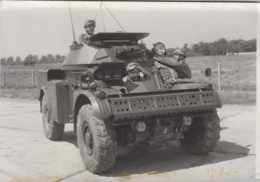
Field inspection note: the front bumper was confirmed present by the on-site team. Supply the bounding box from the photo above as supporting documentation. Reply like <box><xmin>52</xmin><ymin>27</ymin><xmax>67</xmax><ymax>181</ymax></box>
<box><xmin>104</xmin><ymin>89</ymin><xmax>221</xmax><ymax>123</ymax></box>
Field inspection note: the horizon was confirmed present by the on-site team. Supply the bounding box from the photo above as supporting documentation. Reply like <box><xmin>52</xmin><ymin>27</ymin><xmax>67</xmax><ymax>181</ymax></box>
<box><xmin>0</xmin><ymin>36</ymin><xmax>257</xmax><ymax>60</ymax></box>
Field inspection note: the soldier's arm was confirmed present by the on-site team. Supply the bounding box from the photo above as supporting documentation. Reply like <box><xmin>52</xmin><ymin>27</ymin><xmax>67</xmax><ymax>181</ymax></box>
<box><xmin>156</xmin><ymin>57</ymin><xmax>192</xmax><ymax>79</ymax></box>
<box><xmin>77</xmin><ymin>34</ymin><xmax>84</xmax><ymax>44</ymax></box>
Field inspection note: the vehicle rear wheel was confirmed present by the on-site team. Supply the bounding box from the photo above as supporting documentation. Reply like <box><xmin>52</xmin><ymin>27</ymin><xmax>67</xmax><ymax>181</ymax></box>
<box><xmin>77</xmin><ymin>104</ymin><xmax>117</xmax><ymax>174</ymax></box>
<box><xmin>42</xmin><ymin>95</ymin><xmax>64</xmax><ymax>140</ymax></box>
<box><xmin>180</xmin><ymin>113</ymin><xmax>220</xmax><ymax>155</ymax></box>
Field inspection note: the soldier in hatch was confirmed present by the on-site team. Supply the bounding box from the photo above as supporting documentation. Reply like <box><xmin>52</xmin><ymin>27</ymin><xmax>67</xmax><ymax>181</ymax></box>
<box><xmin>126</xmin><ymin>62</ymin><xmax>149</xmax><ymax>82</ymax></box>
<box><xmin>154</xmin><ymin>50</ymin><xmax>191</xmax><ymax>79</ymax></box>
<box><xmin>78</xmin><ymin>20</ymin><xmax>96</xmax><ymax>44</ymax></box>
<box><xmin>172</xmin><ymin>50</ymin><xmax>192</xmax><ymax>79</ymax></box>
<box><xmin>153</xmin><ymin>49</ymin><xmax>192</xmax><ymax>89</ymax></box>
<box><xmin>154</xmin><ymin>49</ymin><xmax>191</xmax><ymax>80</ymax></box>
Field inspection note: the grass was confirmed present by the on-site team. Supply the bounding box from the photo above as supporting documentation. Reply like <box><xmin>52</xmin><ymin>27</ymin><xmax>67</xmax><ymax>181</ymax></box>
<box><xmin>0</xmin><ymin>63</ymin><xmax>62</xmax><ymax>89</ymax></box>
<box><xmin>0</xmin><ymin>54</ymin><xmax>256</xmax><ymax>105</ymax></box>
<box><xmin>218</xmin><ymin>91</ymin><xmax>255</xmax><ymax>105</ymax></box>
<box><xmin>186</xmin><ymin>54</ymin><xmax>256</xmax><ymax>105</ymax></box>
<box><xmin>186</xmin><ymin>54</ymin><xmax>256</xmax><ymax>91</ymax></box>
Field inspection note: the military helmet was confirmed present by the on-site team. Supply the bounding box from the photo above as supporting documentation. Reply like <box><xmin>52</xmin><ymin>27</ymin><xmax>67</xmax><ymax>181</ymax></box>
<box><xmin>173</xmin><ymin>50</ymin><xmax>186</xmax><ymax>59</ymax></box>
<box><xmin>126</xmin><ymin>62</ymin><xmax>141</xmax><ymax>72</ymax></box>
<box><xmin>84</xmin><ymin>20</ymin><xmax>96</xmax><ymax>28</ymax></box>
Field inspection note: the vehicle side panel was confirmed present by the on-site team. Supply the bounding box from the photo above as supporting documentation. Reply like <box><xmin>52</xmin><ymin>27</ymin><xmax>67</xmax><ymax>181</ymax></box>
<box><xmin>41</xmin><ymin>81</ymin><xmax>70</xmax><ymax>124</ymax></box>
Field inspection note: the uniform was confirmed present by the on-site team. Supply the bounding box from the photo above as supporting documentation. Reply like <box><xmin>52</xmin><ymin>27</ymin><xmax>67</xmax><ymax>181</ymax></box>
<box><xmin>154</xmin><ymin>61</ymin><xmax>178</xmax><ymax>88</ymax></box>
<box><xmin>157</xmin><ymin>57</ymin><xmax>192</xmax><ymax>79</ymax></box>
<box><xmin>78</xmin><ymin>33</ymin><xmax>91</xmax><ymax>44</ymax></box>
<box><xmin>154</xmin><ymin>49</ymin><xmax>192</xmax><ymax>79</ymax></box>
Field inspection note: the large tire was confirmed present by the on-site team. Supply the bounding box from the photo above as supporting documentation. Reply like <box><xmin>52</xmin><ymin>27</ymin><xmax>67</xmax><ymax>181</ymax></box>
<box><xmin>77</xmin><ymin>105</ymin><xmax>117</xmax><ymax>174</ymax></box>
<box><xmin>180</xmin><ymin>113</ymin><xmax>220</xmax><ymax>155</ymax></box>
<box><xmin>42</xmin><ymin>95</ymin><xmax>64</xmax><ymax>140</ymax></box>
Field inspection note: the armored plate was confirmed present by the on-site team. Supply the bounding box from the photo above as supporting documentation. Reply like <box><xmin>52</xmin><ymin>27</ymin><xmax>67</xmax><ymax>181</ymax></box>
<box><xmin>89</xmin><ymin>32</ymin><xmax>149</xmax><ymax>42</ymax></box>
<box><xmin>62</xmin><ymin>32</ymin><xmax>149</xmax><ymax>67</ymax></box>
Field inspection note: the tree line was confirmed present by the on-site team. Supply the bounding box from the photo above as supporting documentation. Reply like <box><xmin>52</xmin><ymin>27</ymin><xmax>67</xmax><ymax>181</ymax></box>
<box><xmin>1</xmin><ymin>54</ymin><xmax>66</xmax><ymax>65</ymax></box>
<box><xmin>167</xmin><ymin>38</ymin><xmax>256</xmax><ymax>57</ymax></box>
<box><xmin>1</xmin><ymin>38</ymin><xmax>256</xmax><ymax>65</ymax></box>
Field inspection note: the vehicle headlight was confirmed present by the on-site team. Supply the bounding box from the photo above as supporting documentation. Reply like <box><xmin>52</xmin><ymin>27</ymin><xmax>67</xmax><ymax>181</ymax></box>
<box><xmin>153</xmin><ymin>42</ymin><xmax>166</xmax><ymax>56</ymax></box>
<box><xmin>97</xmin><ymin>91</ymin><xmax>107</xmax><ymax>100</ymax></box>
<box><xmin>134</xmin><ymin>122</ymin><xmax>146</xmax><ymax>133</ymax></box>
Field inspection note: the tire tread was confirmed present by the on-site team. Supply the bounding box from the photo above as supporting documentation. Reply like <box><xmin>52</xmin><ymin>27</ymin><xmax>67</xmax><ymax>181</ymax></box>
<box><xmin>77</xmin><ymin>105</ymin><xmax>116</xmax><ymax>174</ymax></box>
<box><xmin>42</xmin><ymin>95</ymin><xmax>64</xmax><ymax>141</ymax></box>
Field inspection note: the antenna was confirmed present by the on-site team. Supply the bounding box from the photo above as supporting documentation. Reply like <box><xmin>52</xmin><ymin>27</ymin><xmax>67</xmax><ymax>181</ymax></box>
<box><xmin>100</xmin><ymin>3</ymin><xmax>106</xmax><ymax>32</ymax></box>
<box><xmin>68</xmin><ymin>2</ymin><xmax>76</xmax><ymax>43</ymax></box>
<box><xmin>101</xmin><ymin>2</ymin><xmax>125</xmax><ymax>32</ymax></box>
<box><xmin>94</xmin><ymin>4</ymin><xmax>100</xmax><ymax>20</ymax></box>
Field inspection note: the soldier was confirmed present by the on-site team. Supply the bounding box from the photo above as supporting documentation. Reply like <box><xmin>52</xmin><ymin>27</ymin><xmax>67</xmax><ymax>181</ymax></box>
<box><xmin>154</xmin><ymin>50</ymin><xmax>192</xmax><ymax>79</ymax></box>
<box><xmin>126</xmin><ymin>62</ymin><xmax>149</xmax><ymax>82</ymax></box>
<box><xmin>78</xmin><ymin>20</ymin><xmax>96</xmax><ymax>44</ymax></box>
<box><xmin>171</xmin><ymin>50</ymin><xmax>192</xmax><ymax>79</ymax></box>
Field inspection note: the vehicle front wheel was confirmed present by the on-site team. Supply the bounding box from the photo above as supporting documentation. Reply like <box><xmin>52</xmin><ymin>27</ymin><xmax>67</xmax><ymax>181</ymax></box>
<box><xmin>77</xmin><ymin>104</ymin><xmax>117</xmax><ymax>174</ymax></box>
<box><xmin>42</xmin><ymin>95</ymin><xmax>64</xmax><ymax>140</ymax></box>
<box><xmin>180</xmin><ymin>112</ymin><xmax>220</xmax><ymax>155</ymax></box>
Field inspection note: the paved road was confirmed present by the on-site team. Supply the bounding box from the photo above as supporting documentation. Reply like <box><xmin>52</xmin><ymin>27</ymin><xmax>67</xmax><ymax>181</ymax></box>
<box><xmin>0</xmin><ymin>98</ymin><xmax>256</xmax><ymax>181</ymax></box>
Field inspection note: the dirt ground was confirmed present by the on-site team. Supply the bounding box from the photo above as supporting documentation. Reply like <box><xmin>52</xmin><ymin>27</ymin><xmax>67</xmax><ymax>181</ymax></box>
<box><xmin>0</xmin><ymin>98</ymin><xmax>257</xmax><ymax>182</ymax></box>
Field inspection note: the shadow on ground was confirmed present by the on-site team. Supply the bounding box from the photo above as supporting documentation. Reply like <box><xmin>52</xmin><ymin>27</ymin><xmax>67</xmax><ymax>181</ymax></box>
<box><xmin>220</xmin><ymin>114</ymin><xmax>238</xmax><ymax>121</ymax></box>
<box><xmin>62</xmin><ymin>131</ymin><xmax>77</xmax><ymax>147</ymax></box>
<box><xmin>60</xmin><ymin>131</ymin><xmax>250</xmax><ymax>178</ymax></box>
<box><xmin>102</xmin><ymin>141</ymin><xmax>250</xmax><ymax>177</ymax></box>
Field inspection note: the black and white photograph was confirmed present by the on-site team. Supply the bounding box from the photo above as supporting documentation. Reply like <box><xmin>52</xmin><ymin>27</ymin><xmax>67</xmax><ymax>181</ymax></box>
<box><xmin>0</xmin><ymin>1</ymin><xmax>259</xmax><ymax>181</ymax></box>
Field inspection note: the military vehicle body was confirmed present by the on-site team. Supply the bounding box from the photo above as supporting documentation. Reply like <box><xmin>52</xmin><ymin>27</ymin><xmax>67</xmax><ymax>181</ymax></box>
<box><xmin>39</xmin><ymin>32</ymin><xmax>222</xmax><ymax>173</ymax></box>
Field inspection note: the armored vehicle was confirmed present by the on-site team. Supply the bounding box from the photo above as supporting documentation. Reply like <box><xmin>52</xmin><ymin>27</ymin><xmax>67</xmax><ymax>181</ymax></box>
<box><xmin>38</xmin><ymin>32</ymin><xmax>221</xmax><ymax>174</ymax></box>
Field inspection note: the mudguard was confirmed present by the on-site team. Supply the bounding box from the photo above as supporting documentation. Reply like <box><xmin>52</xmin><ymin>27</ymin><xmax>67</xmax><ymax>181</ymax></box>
<box><xmin>40</xmin><ymin>81</ymin><xmax>70</xmax><ymax>124</ymax></box>
<box><xmin>72</xmin><ymin>90</ymin><xmax>112</xmax><ymax>121</ymax></box>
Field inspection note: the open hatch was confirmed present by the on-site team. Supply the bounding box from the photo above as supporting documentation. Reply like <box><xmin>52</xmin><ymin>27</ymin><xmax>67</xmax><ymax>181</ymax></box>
<box><xmin>89</xmin><ymin>32</ymin><xmax>149</xmax><ymax>47</ymax></box>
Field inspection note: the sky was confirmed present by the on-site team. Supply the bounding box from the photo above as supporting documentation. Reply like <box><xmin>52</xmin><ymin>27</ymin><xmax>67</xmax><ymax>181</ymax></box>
<box><xmin>0</xmin><ymin>1</ymin><xmax>258</xmax><ymax>60</ymax></box>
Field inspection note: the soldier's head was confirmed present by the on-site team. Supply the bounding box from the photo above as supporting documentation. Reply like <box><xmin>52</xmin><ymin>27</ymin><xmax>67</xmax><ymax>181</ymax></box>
<box><xmin>173</xmin><ymin>50</ymin><xmax>186</xmax><ymax>61</ymax></box>
<box><xmin>126</xmin><ymin>62</ymin><xmax>142</xmax><ymax>81</ymax></box>
<box><xmin>84</xmin><ymin>20</ymin><xmax>96</xmax><ymax>35</ymax></box>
